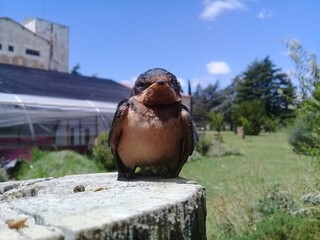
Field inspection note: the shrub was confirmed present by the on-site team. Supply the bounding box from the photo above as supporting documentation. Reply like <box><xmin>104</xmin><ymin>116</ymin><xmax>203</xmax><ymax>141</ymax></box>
<box><xmin>288</xmin><ymin>113</ymin><xmax>318</xmax><ymax>154</ymax></box>
<box><xmin>91</xmin><ymin>132</ymin><xmax>115</xmax><ymax>171</ymax></box>
<box><xmin>13</xmin><ymin>150</ymin><xmax>104</xmax><ymax>180</ymax></box>
<box><xmin>195</xmin><ymin>134</ymin><xmax>212</xmax><ymax>156</ymax></box>
<box><xmin>264</xmin><ymin>116</ymin><xmax>280</xmax><ymax>133</ymax></box>
<box><xmin>0</xmin><ymin>168</ymin><xmax>8</xmax><ymax>182</ymax></box>
<box><xmin>31</xmin><ymin>147</ymin><xmax>48</xmax><ymax>161</ymax></box>
<box><xmin>232</xmin><ymin>101</ymin><xmax>265</xmax><ymax>136</ymax></box>
<box><xmin>238</xmin><ymin>212</ymin><xmax>320</xmax><ymax>240</ymax></box>
<box><xmin>257</xmin><ymin>187</ymin><xmax>296</xmax><ymax>215</ymax></box>
<box><xmin>207</xmin><ymin>111</ymin><xmax>224</xmax><ymax>141</ymax></box>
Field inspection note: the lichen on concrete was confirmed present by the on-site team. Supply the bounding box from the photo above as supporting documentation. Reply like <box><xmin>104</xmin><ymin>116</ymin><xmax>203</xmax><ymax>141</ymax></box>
<box><xmin>0</xmin><ymin>173</ymin><xmax>206</xmax><ymax>240</ymax></box>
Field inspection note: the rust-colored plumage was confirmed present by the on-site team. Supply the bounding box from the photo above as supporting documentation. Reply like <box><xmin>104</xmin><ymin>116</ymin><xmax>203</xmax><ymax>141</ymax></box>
<box><xmin>108</xmin><ymin>68</ymin><xmax>194</xmax><ymax>180</ymax></box>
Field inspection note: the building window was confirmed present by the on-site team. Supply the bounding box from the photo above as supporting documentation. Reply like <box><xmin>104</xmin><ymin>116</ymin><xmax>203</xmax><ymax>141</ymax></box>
<box><xmin>0</xmin><ymin>44</ymin><xmax>2</xmax><ymax>50</ymax></box>
<box><xmin>8</xmin><ymin>45</ymin><xmax>14</xmax><ymax>52</ymax></box>
<box><xmin>26</xmin><ymin>49</ymin><xmax>40</xmax><ymax>56</ymax></box>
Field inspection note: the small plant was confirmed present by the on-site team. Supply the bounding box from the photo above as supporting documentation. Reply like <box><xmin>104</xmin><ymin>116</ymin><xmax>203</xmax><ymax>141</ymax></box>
<box><xmin>207</xmin><ymin>111</ymin><xmax>224</xmax><ymax>141</ymax></box>
<box><xmin>264</xmin><ymin>115</ymin><xmax>280</xmax><ymax>133</ymax></box>
<box><xmin>91</xmin><ymin>132</ymin><xmax>115</xmax><ymax>171</ymax></box>
<box><xmin>195</xmin><ymin>134</ymin><xmax>212</xmax><ymax>156</ymax></box>
<box><xmin>288</xmin><ymin>113</ymin><xmax>318</xmax><ymax>154</ymax></box>
<box><xmin>258</xmin><ymin>185</ymin><xmax>296</xmax><ymax>215</ymax></box>
<box><xmin>31</xmin><ymin>147</ymin><xmax>48</xmax><ymax>161</ymax></box>
<box><xmin>13</xmin><ymin>150</ymin><xmax>104</xmax><ymax>180</ymax></box>
<box><xmin>238</xmin><ymin>212</ymin><xmax>320</xmax><ymax>240</ymax></box>
<box><xmin>0</xmin><ymin>168</ymin><xmax>8</xmax><ymax>182</ymax></box>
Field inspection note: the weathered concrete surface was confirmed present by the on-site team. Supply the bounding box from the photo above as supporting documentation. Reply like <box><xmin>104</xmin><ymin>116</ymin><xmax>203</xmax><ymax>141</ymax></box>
<box><xmin>0</xmin><ymin>173</ymin><xmax>206</xmax><ymax>240</ymax></box>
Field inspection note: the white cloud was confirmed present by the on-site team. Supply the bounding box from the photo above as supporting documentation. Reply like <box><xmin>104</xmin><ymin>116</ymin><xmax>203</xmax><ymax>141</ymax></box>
<box><xmin>200</xmin><ymin>0</ymin><xmax>246</xmax><ymax>21</ymax></box>
<box><xmin>257</xmin><ymin>9</ymin><xmax>273</xmax><ymax>20</ymax></box>
<box><xmin>206</xmin><ymin>61</ymin><xmax>231</xmax><ymax>75</ymax></box>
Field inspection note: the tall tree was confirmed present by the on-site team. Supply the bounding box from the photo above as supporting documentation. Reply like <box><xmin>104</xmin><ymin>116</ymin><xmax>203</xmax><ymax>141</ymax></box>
<box><xmin>192</xmin><ymin>81</ymin><xmax>224</xmax><ymax>126</ymax></box>
<box><xmin>213</xmin><ymin>76</ymin><xmax>241</xmax><ymax>129</ymax></box>
<box><xmin>285</xmin><ymin>39</ymin><xmax>320</xmax><ymax>100</ymax></box>
<box><xmin>236</xmin><ymin>56</ymin><xmax>296</xmax><ymax>120</ymax></box>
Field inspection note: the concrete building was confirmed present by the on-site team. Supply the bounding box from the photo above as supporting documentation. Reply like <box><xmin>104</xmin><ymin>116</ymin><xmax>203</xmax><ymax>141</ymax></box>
<box><xmin>0</xmin><ymin>17</ymin><xmax>69</xmax><ymax>72</ymax></box>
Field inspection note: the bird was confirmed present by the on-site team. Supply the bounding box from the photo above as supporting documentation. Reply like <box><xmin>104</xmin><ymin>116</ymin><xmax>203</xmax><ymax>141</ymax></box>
<box><xmin>108</xmin><ymin>68</ymin><xmax>194</xmax><ymax>180</ymax></box>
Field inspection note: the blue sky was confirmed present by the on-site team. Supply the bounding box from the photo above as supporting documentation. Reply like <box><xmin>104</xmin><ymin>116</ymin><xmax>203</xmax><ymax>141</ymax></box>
<box><xmin>1</xmin><ymin>0</ymin><xmax>319</xmax><ymax>92</ymax></box>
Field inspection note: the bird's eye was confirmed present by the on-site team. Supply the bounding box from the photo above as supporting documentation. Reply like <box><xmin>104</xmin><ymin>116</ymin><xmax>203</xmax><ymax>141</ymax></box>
<box><xmin>170</xmin><ymin>78</ymin><xmax>182</xmax><ymax>92</ymax></box>
<box><xmin>137</xmin><ymin>82</ymin><xmax>145</xmax><ymax>89</ymax></box>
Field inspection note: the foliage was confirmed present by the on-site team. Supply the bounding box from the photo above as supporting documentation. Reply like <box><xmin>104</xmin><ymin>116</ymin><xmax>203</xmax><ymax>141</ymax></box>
<box><xmin>31</xmin><ymin>147</ymin><xmax>48</xmax><ymax>161</ymax></box>
<box><xmin>91</xmin><ymin>132</ymin><xmax>115</xmax><ymax>171</ymax></box>
<box><xmin>207</xmin><ymin>111</ymin><xmax>224</xmax><ymax>141</ymax></box>
<box><xmin>258</xmin><ymin>185</ymin><xmax>296</xmax><ymax>215</ymax></box>
<box><xmin>195</xmin><ymin>133</ymin><xmax>212</xmax><ymax>156</ymax></box>
<box><xmin>0</xmin><ymin>168</ymin><xmax>8</xmax><ymax>182</ymax></box>
<box><xmin>213</xmin><ymin>76</ymin><xmax>241</xmax><ymax>129</ymax></box>
<box><xmin>238</xmin><ymin>212</ymin><xmax>320</xmax><ymax>240</ymax></box>
<box><xmin>264</xmin><ymin>115</ymin><xmax>280</xmax><ymax>133</ymax></box>
<box><xmin>232</xmin><ymin>100</ymin><xmax>265</xmax><ymax>135</ymax></box>
<box><xmin>285</xmin><ymin>39</ymin><xmax>320</xmax><ymax>100</ymax></box>
<box><xmin>13</xmin><ymin>150</ymin><xmax>104</xmax><ymax>180</ymax></box>
<box><xmin>287</xmin><ymin>41</ymin><xmax>320</xmax><ymax>155</ymax></box>
<box><xmin>192</xmin><ymin>82</ymin><xmax>226</xmax><ymax>126</ymax></box>
<box><xmin>236</xmin><ymin>56</ymin><xmax>296</xmax><ymax>121</ymax></box>
<box><xmin>288</xmin><ymin>113</ymin><xmax>318</xmax><ymax>154</ymax></box>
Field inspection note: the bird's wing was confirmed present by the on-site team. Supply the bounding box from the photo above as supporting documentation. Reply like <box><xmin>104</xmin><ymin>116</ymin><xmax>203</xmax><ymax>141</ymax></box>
<box><xmin>170</xmin><ymin>105</ymin><xmax>194</xmax><ymax>177</ymax></box>
<box><xmin>107</xmin><ymin>99</ymin><xmax>131</xmax><ymax>172</ymax></box>
<box><xmin>108</xmin><ymin>99</ymin><xmax>129</xmax><ymax>148</ymax></box>
<box><xmin>180</xmin><ymin>105</ymin><xmax>194</xmax><ymax>161</ymax></box>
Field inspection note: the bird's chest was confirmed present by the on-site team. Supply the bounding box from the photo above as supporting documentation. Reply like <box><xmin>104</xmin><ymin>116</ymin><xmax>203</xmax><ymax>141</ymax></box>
<box><xmin>118</xmin><ymin>106</ymin><xmax>183</xmax><ymax>167</ymax></box>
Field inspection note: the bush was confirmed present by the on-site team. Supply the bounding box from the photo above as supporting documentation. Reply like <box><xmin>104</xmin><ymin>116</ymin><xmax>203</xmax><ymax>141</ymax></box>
<box><xmin>0</xmin><ymin>168</ymin><xmax>8</xmax><ymax>182</ymax></box>
<box><xmin>258</xmin><ymin>186</ymin><xmax>296</xmax><ymax>215</ymax></box>
<box><xmin>288</xmin><ymin>113</ymin><xmax>318</xmax><ymax>154</ymax></box>
<box><xmin>91</xmin><ymin>132</ymin><xmax>115</xmax><ymax>171</ymax></box>
<box><xmin>232</xmin><ymin>101</ymin><xmax>265</xmax><ymax>136</ymax></box>
<box><xmin>13</xmin><ymin>150</ymin><xmax>104</xmax><ymax>180</ymax></box>
<box><xmin>238</xmin><ymin>212</ymin><xmax>320</xmax><ymax>240</ymax></box>
<box><xmin>195</xmin><ymin>134</ymin><xmax>212</xmax><ymax>156</ymax></box>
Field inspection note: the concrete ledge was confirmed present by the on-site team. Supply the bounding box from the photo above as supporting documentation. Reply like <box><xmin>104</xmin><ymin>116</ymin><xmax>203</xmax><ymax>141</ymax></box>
<box><xmin>0</xmin><ymin>173</ymin><xmax>206</xmax><ymax>240</ymax></box>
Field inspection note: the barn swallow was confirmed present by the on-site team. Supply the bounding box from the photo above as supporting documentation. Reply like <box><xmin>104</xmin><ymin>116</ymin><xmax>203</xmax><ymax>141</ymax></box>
<box><xmin>108</xmin><ymin>68</ymin><xmax>194</xmax><ymax>180</ymax></box>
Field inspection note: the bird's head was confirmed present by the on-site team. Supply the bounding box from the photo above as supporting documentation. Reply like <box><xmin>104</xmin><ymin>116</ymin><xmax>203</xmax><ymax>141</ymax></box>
<box><xmin>132</xmin><ymin>68</ymin><xmax>182</xmax><ymax>106</ymax></box>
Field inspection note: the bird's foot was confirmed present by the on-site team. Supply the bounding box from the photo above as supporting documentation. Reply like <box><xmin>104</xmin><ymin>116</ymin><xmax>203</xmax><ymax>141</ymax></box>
<box><xmin>117</xmin><ymin>172</ymin><xmax>134</xmax><ymax>181</ymax></box>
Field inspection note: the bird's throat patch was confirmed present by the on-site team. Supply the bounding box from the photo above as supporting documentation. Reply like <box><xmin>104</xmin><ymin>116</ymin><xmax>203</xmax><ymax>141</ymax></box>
<box><xmin>135</xmin><ymin>83</ymin><xmax>181</xmax><ymax>105</ymax></box>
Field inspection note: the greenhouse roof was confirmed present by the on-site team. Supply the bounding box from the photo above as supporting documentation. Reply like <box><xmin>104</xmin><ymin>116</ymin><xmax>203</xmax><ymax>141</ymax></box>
<box><xmin>0</xmin><ymin>63</ymin><xmax>131</xmax><ymax>103</ymax></box>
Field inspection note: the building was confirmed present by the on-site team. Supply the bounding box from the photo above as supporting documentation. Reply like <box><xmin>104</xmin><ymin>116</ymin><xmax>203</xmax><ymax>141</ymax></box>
<box><xmin>0</xmin><ymin>63</ymin><xmax>131</xmax><ymax>160</ymax></box>
<box><xmin>0</xmin><ymin>17</ymin><xmax>68</xmax><ymax>72</ymax></box>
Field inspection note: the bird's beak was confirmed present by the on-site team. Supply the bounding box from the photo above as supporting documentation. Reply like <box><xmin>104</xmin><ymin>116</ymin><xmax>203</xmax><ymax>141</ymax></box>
<box><xmin>135</xmin><ymin>80</ymin><xmax>181</xmax><ymax>105</ymax></box>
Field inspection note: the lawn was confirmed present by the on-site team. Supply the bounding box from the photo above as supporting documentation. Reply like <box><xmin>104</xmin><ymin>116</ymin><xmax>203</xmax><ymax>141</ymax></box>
<box><xmin>180</xmin><ymin>130</ymin><xmax>319</xmax><ymax>239</ymax></box>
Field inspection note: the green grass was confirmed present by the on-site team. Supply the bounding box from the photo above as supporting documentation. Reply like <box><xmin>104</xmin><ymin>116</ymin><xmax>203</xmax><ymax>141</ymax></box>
<box><xmin>180</xmin><ymin>130</ymin><xmax>320</xmax><ymax>239</ymax></box>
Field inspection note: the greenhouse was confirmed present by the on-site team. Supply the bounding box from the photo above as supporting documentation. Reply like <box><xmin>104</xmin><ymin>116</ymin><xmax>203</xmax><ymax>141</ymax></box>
<box><xmin>0</xmin><ymin>63</ymin><xmax>131</xmax><ymax>161</ymax></box>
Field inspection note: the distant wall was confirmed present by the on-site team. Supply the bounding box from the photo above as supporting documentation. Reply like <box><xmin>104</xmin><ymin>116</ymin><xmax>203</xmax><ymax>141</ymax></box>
<box><xmin>23</xmin><ymin>18</ymin><xmax>69</xmax><ymax>72</ymax></box>
<box><xmin>0</xmin><ymin>18</ymin><xmax>69</xmax><ymax>72</ymax></box>
<box><xmin>0</xmin><ymin>18</ymin><xmax>50</xmax><ymax>70</ymax></box>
